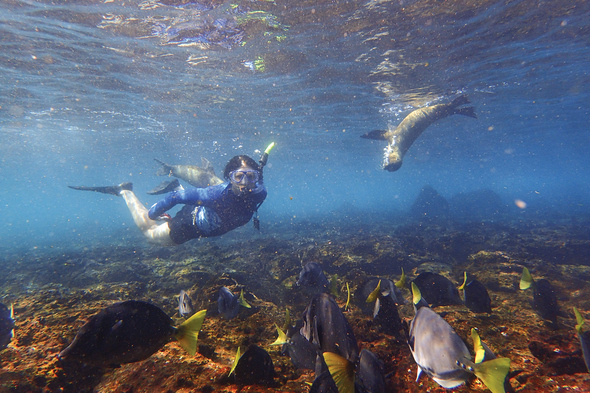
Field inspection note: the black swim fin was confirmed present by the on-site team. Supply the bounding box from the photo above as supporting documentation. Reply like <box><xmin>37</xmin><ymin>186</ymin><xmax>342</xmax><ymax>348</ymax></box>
<box><xmin>361</xmin><ymin>129</ymin><xmax>389</xmax><ymax>141</ymax></box>
<box><xmin>68</xmin><ymin>182</ymin><xmax>133</xmax><ymax>196</ymax></box>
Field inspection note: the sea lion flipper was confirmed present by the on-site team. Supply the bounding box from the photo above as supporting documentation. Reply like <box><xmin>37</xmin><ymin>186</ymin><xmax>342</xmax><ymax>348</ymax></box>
<box><xmin>454</xmin><ymin>106</ymin><xmax>477</xmax><ymax>119</ymax></box>
<box><xmin>450</xmin><ymin>94</ymin><xmax>470</xmax><ymax>107</ymax></box>
<box><xmin>200</xmin><ymin>157</ymin><xmax>215</xmax><ymax>174</ymax></box>
<box><xmin>154</xmin><ymin>158</ymin><xmax>173</xmax><ymax>176</ymax></box>
<box><xmin>361</xmin><ymin>129</ymin><xmax>389</xmax><ymax>141</ymax></box>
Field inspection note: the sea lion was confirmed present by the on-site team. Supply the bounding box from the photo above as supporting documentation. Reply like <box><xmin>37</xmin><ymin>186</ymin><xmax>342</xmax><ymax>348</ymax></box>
<box><xmin>154</xmin><ymin>157</ymin><xmax>224</xmax><ymax>188</ymax></box>
<box><xmin>362</xmin><ymin>95</ymin><xmax>477</xmax><ymax>172</ymax></box>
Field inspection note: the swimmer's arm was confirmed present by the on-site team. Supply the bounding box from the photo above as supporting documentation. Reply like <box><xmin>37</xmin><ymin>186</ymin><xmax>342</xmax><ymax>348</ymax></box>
<box><xmin>148</xmin><ymin>184</ymin><xmax>226</xmax><ymax>220</ymax></box>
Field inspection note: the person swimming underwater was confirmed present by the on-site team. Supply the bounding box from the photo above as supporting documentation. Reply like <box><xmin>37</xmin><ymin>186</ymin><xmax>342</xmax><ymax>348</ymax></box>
<box><xmin>69</xmin><ymin>154</ymin><xmax>269</xmax><ymax>246</ymax></box>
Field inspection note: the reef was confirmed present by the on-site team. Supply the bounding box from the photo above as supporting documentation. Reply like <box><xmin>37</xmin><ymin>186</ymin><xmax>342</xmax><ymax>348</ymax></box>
<box><xmin>1</xmin><ymin>213</ymin><xmax>590</xmax><ymax>392</ymax></box>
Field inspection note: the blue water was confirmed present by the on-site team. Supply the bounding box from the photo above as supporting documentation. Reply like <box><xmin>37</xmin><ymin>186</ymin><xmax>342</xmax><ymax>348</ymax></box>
<box><xmin>1</xmin><ymin>0</ymin><xmax>589</xmax><ymax>253</ymax></box>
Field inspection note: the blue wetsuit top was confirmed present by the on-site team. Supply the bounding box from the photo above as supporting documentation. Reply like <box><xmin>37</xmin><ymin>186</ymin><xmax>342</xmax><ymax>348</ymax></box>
<box><xmin>148</xmin><ymin>182</ymin><xmax>267</xmax><ymax>244</ymax></box>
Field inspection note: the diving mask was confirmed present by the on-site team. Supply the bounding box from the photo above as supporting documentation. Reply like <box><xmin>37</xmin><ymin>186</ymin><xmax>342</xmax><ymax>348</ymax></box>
<box><xmin>229</xmin><ymin>169</ymin><xmax>259</xmax><ymax>184</ymax></box>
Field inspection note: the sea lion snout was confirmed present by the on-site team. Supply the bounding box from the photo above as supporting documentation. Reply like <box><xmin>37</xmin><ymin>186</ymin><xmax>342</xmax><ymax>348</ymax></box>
<box><xmin>383</xmin><ymin>150</ymin><xmax>403</xmax><ymax>172</ymax></box>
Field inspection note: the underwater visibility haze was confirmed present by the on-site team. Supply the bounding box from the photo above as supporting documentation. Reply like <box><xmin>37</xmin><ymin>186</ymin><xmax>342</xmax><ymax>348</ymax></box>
<box><xmin>1</xmin><ymin>0</ymin><xmax>590</xmax><ymax>391</ymax></box>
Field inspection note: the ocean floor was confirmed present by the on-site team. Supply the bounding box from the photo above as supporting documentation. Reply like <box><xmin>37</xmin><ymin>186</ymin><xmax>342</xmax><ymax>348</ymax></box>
<box><xmin>1</xmin><ymin>213</ymin><xmax>590</xmax><ymax>392</ymax></box>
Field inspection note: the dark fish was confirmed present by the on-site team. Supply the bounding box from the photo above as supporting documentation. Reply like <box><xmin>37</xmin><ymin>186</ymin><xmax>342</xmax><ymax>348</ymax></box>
<box><xmin>533</xmin><ymin>279</ymin><xmax>561</xmax><ymax>324</ymax></box>
<box><xmin>374</xmin><ymin>292</ymin><xmax>404</xmax><ymax>337</ymax></box>
<box><xmin>300</xmin><ymin>293</ymin><xmax>359</xmax><ymax>363</ymax></box>
<box><xmin>297</xmin><ymin>262</ymin><xmax>329</xmax><ymax>291</ymax></box>
<box><xmin>459</xmin><ymin>273</ymin><xmax>492</xmax><ymax>313</ymax></box>
<box><xmin>233</xmin><ymin>344</ymin><xmax>276</xmax><ymax>385</ymax></box>
<box><xmin>217</xmin><ymin>287</ymin><xmax>251</xmax><ymax>320</ymax></box>
<box><xmin>178</xmin><ymin>290</ymin><xmax>194</xmax><ymax>318</ymax></box>
<box><xmin>322</xmin><ymin>349</ymin><xmax>386</xmax><ymax>393</ymax></box>
<box><xmin>361</xmin><ymin>278</ymin><xmax>404</xmax><ymax>337</ymax></box>
<box><xmin>408</xmin><ymin>283</ymin><xmax>510</xmax><ymax>392</ymax></box>
<box><xmin>412</xmin><ymin>272</ymin><xmax>463</xmax><ymax>307</ymax></box>
<box><xmin>58</xmin><ymin>300</ymin><xmax>206</xmax><ymax>367</ymax></box>
<box><xmin>309</xmin><ymin>370</ymin><xmax>339</xmax><ymax>393</ymax></box>
<box><xmin>356</xmin><ymin>349</ymin><xmax>386</xmax><ymax>393</ymax></box>
<box><xmin>360</xmin><ymin>277</ymin><xmax>406</xmax><ymax>307</ymax></box>
<box><xmin>520</xmin><ymin>268</ymin><xmax>562</xmax><ymax>324</ymax></box>
<box><xmin>0</xmin><ymin>303</ymin><xmax>15</xmax><ymax>351</ymax></box>
<box><xmin>147</xmin><ymin>179</ymin><xmax>183</xmax><ymax>195</ymax></box>
<box><xmin>574</xmin><ymin>307</ymin><xmax>590</xmax><ymax>373</ymax></box>
<box><xmin>271</xmin><ymin>323</ymin><xmax>318</xmax><ymax>371</ymax></box>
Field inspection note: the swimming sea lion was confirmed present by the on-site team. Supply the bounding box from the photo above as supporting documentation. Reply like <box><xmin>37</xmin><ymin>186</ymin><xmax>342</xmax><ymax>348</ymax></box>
<box><xmin>362</xmin><ymin>95</ymin><xmax>477</xmax><ymax>172</ymax></box>
<box><xmin>154</xmin><ymin>157</ymin><xmax>224</xmax><ymax>188</ymax></box>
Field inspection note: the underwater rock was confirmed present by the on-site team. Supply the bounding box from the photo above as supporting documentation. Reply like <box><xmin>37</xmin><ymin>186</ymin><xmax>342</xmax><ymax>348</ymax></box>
<box><xmin>449</xmin><ymin>189</ymin><xmax>508</xmax><ymax>221</ymax></box>
<box><xmin>409</xmin><ymin>185</ymin><xmax>450</xmax><ymax>221</ymax></box>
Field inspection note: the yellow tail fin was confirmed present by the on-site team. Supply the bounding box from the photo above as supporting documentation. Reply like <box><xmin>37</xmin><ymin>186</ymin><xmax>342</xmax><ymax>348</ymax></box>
<box><xmin>238</xmin><ymin>289</ymin><xmax>251</xmax><ymax>308</ymax></box>
<box><xmin>175</xmin><ymin>309</ymin><xmax>206</xmax><ymax>356</ymax></box>
<box><xmin>519</xmin><ymin>267</ymin><xmax>533</xmax><ymax>290</ymax></box>
<box><xmin>229</xmin><ymin>346</ymin><xmax>241</xmax><ymax>376</ymax></box>
<box><xmin>395</xmin><ymin>267</ymin><xmax>407</xmax><ymax>289</ymax></box>
<box><xmin>574</xmin><ymin>307</ymin><xmax>585</xmax><ymax>333</ymax></box>
<box><xmin>411</xmin><ymin>282</ymin><xmax>422</xmax><ymax>305</ymax></box>
<box><xmin>473</xmin><ymin>357</ymin><xmax>510</xmax><ymax>393</ymax></box>
<box><xmin>323</xmin><ymin>352</ymin><xmax>355</xmax><ymax>393</ymax></box>
<box><xmin>459</xmin><ymin>272</ymin><xmax>468</xmax><ymax>291</ymax></box>
<box><xmin>366</xmin><ymin>280</ymin><xmax>381</xmax><ymax>303</ymax></box>
<box><xmin>271</xmin><ymin>323</ymin><xmax>288</xmax><ymax>346</ymax></box>
<box><xmin>345</xmin><ymin>282</ymin><xmax>351</xmax><ymax>311</ymax></box>
<box><xmin>471</xmin><ymin>328</ymin><xmax>486</xmax><ymax>364</ymax></box>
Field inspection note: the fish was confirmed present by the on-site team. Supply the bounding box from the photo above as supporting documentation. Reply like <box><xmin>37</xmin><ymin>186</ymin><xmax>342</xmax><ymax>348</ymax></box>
<box><xmin>322</xmin><ymin>349</ymin><xmax>386</xmax><ymax>393</ymax></box>
<box><xmin>296</xmin><ymin>262</ymin><xmax>330</xmax><ymax>291</ymax></box>
<box><xmin>217</xmin><ymin>287</ymin><xmax>251</xmax><ymax>320</ymax></box>
<box><xmin>58</xmin><ymin>300</ymin><xmax>206</xmax><ymax>367</ymax></box>
<box><xmin>0</xmin><ymin>303</ymin><xmax>15</xmax><ymax>351</ymax></box>
<box><xmin>363</xmin><ymin>276</ymin><xmax>406</xmax><ymax>306</ymax></box>
<box><xmin>300</xmin><ymin>293</ymin><xmax>359</xmax><ymax>363</ymax></box>
<box><xmin>178</xmin><ymin>290</ymin><xmax>194</xmax><ymax>318</ymax></box>
<box><xmin>532</xmin><ymin>279</ymin><xmax>561</xmax><ymax>324</ymax></box>
<box><xmin>271</xmin><ymin>323</ymin><xmax>318</xmax><ymax>371</ymax></box>
<box><xmin>154</xmin><ymin>157</ymin><xmax>224</xmax><ymax>188</ymax></box>
<box><xmin>408</xmin><ymin>283</ymin><xmax>510</xmax><ymax>392</ymax></box>
<box><xmin>520</xmin><ymin>267</ymin><xmax>562</xmax><ymax>324</ymax></box>
<box><xmin>147</xmin><ymin>179</ymin><xmax>184</xmax><ymax>195</ymax></box>
<box><xmin>459</xmin><ymin>272</ymin><xmax>492</xmax><ymax>313</ymax></box>
<box><xmin>356</xmin><ymin>349</ymin><xmax>386</xmax><ymax>393</ymax></box>
<box><xmin>573</xmin><ymin>307</ymin><xmax>590</xmax><ymax>373</ymax></box>
<box><xmin>361</xmin><ymin>278</ymin><xmax>404</xmax><ymax>337</ymax></box>
<box><xmin>361</xmin><ymin>95</ymin><xmax>477</xmax><ymax>172</ymax></box>
<box><xmin>309</xmin><ymin>370</ymin><xmax>339</xmax><ymax>393</ymax></box>
<box><xmin>412</xmin><ymin>271</ymin><xmax>463</xmax><ymax>307</ymax></box>
<box><xmin>232</xmin><ymin>344</ymin><xmax>276</xmax><ymax>385</ymax></box>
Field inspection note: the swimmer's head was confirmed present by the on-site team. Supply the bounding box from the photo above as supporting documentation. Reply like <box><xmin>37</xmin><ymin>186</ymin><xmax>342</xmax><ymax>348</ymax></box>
<box><xmin>224</xmin><ymin>155</ymin><xmax>262</xmax><ymax>196</ymax></box>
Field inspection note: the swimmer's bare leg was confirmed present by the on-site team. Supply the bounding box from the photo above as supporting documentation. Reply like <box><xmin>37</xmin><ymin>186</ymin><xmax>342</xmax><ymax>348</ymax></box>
<box><xmin>120</xmin><ymin>190</ymin><xmax>175</xmax><ymax>246</ymax></box>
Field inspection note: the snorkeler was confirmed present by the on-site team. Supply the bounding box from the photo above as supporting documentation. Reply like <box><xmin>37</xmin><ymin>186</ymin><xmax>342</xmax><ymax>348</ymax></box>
<box><xmin>69</xmin><ymin>149</ymin><xmax>273</xmax><ymax>246</ymax></box>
